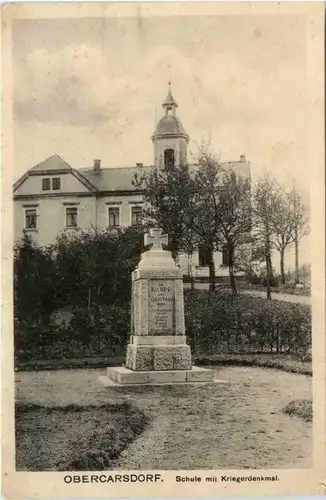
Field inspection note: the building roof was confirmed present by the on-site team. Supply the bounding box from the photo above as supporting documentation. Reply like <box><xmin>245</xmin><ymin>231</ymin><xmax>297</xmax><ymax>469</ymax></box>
<box><xmin>79</xmin><ymin>166</ymin><xmax>152</xmax><ymax>192</ymax></box>
<box><xmin>14</xmin><ymin>153</ymin><xmax>250</xmax><ymax>195</ymax></box>
<box><xmin>29</xmin><ymin>154</ymin><xmax>73</xmax><ymax>173</ymax></box>
<box><xmin>13</xmin><ymin>154</ymin><xmax>98</xmax><ymax>193</ymax></box>
<box><xmin>153</xmin><ymin>115</ymin><xmax>187</xmax><ymax>137</ymax></box>
<box><xmin>80</xmin><ymin>159</ymin><xmax>250</xmax><ymax>192</ymax></box>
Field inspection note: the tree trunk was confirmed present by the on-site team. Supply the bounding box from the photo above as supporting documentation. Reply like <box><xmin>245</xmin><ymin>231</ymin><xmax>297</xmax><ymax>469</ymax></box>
<box><xmin>187</xmin><ymin>253</ymin><xmax>195</xmax><ymax>291</ymax></box>
<box><xmin>229</xmin><ymin>264</ymin><xmax>237</xmax><ymax>295</ymax></box>
<box><xmin>280</xmin><ymin>247</ymin><xmax>285</xmax><ymax>285</ymax></box>
<box><xmin>208</xmin><ymin>249</ymin><xmax>216</xmax><ymax>292</ymax></box>
<box><xmin>88</xmin><ymin>287</ymin><xmax>92</xmax><ymax>311</ymax></box>
<box><xmin>294</xmin><ymin>228</ymin><xmax>299</xmax><ymax>283</ymax></box>
<box><xmin>265</xmin><ymin>243</ymin><xmax>272</xmax><ymax>300</ymax></box>
<box><xmin>175</xmin><ymin>251</ymin><xmax>180</xmax><ymax>266</ymax></box>
<box><xmin>170</xmin><ymin>235</ymin><xmax>179</xmax><ymax>263</ymax></box>
<box><xmin>228</xmin><ymin>247</ymin><xmax>237</xmax><ymax>295</ymax></box>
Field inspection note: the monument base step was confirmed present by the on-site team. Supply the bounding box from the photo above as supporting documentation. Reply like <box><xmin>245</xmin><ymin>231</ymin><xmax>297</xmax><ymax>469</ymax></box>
<box><xmin>102</xmin><ymin>365</ymin><xmax>227</xmax><ymax>386</ymax></box>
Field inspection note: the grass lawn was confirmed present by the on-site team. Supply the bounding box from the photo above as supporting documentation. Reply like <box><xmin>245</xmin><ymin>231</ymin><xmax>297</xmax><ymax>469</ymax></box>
<box><xmin>16</xmin><ymin>402</ymin><xmax>148</xmax><ymax>471</ymax></box>
<box><xmin>16</xmin><ymin>365</ymin><xmax>312</xmax><ymax>470</ymax></box>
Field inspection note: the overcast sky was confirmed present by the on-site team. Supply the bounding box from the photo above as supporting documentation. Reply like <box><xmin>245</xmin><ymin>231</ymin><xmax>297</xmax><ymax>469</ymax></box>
<box><xmin>13</xmin><ymin>14</ymin><xmax>309</xmax><ymax>267</ymax></box>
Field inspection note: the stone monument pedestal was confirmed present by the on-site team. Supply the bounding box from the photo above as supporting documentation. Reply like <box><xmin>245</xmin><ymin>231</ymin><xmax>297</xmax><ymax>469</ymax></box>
<box><xmin>102</xmin><ymin>228</ymin><xmax>215</xmax><ymax>386</ymax></box>
<box><xmin>106</xmin><ymin>365</ymin><xmax>215</xmax><ymax>385</ymax></box>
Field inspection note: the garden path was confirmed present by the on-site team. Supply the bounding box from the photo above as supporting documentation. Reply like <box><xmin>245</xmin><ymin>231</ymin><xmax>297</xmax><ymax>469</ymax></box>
<box><xmin>16</xmin><ymin>366</ymin><xmax>312</xmax><ymax>469</ymax></box>
<box><xmin>183</xmin><ymin>283</ymin><xmax>311</xmax><ymax>305</ymax></box>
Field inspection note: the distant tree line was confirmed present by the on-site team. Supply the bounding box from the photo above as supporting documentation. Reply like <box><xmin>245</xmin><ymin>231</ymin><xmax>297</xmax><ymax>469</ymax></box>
<box><xmin>14</xmin><ymin>226</ymin><xmax>144</xmax><ymax>329</ymax></box>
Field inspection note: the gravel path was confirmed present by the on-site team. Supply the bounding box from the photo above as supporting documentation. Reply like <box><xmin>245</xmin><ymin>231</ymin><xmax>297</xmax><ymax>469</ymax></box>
<box><xmin>183</xmin><ymin>283</ymin><xmax>310</xmax><ymax>305</ymax></box>
<box><xmin>240</xmin><ymin>289</ymin><xmax>311</xmax><ymax>305</ymax></box>
<box><xmin>16</xmin><ymin>366</ymin><xmax>312</xmax><ymax>469</ymax></box>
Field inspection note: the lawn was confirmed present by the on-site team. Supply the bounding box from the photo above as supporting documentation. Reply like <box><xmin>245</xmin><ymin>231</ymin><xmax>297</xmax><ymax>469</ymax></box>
<box><xmin>16</xmin><ymin>402</ymin><xmax>148</xmax><ymax>471</ymax></box>
<box><xmin>16</xmin><ymin>365</ymin><xmax>312</xmax><ymax>470</ymax></box>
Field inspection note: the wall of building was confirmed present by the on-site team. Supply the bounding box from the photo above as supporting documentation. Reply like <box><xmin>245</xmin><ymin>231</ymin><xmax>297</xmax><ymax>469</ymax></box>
<box><xmin>96</xmin><ymin>193</ymin><xmax>144</xmax><ymax>230</ymax></box>
<box><xmin>178</xmin><ymin>250</ymin><xmax>223</xmax><ymax>276</ymax></box>
<box><xmin>153</xmin><ymin>137</ymin><xmax>187</xmax><ymax>168</ymax></box>
<box><xmin>224</xmin><ymin>157</ymin><xmax>250</xmax><ymax>179</ymax></box>
<box><xmin>14</xmin><ymin>195</ymin><xmax>96</xmax><ymax>246</ymax></box>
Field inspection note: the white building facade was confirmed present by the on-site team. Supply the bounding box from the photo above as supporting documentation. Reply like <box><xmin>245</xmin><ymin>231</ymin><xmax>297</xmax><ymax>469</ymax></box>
<box><xmin>13</xmin><ymin>86</ymin><xmax>250</xmax><ymax>279</ymax></box>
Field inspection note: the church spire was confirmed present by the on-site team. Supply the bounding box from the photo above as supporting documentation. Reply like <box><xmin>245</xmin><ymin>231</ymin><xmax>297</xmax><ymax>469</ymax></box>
<box><xmin>162</xmin><ymin>82</ymin><xmax>178</xmax><ymax>116</ymax></box>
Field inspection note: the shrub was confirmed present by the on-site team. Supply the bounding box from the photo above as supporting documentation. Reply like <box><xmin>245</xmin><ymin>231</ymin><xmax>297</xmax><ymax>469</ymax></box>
<box><xmin>14</xmin><ymin>304</ymin><xmax>130</xmax><ymax>361</ymax></box>
<box><xmin>185</xmin><ymin>290</ymin><xmax>311</xmax><ymax>355</ymax></box>
<box><xmin>282</xmin><ymin>400</ymin><xmax>312</xmax><ymax>422</ymax></box>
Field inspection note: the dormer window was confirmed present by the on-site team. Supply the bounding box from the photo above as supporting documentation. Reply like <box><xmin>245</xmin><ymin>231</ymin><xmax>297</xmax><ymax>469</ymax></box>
<box><xmin>42</xmin><ymin>177</ymin><xmax>61</xmax><ymax>191</ymax></box>
<box><xmin>52</xmin><ymin>178</ymin><xmax>61</xmax><ymax>190</ymax></box>
<box><xmin>42</xmin><ymin>178</ymin><xmax>50</xmax><ymax>191</ymax></box>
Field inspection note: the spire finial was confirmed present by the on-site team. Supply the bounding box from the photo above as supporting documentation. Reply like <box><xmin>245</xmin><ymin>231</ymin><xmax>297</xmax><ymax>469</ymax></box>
<box><xmin>168</xmin><ymin>63</ymin><xmax>172</xmax><ymax>87</ymax></box>
<box><xmin>162</xmin><ymin>77</ymin><xmax>178</xmax><ymax>115</ymax></box>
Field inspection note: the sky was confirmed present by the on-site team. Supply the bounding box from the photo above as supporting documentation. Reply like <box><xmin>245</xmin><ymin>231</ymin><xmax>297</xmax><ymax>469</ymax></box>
<box><xmin>12</xmin><ymin>14</ymin><xmax>310</xmax><ymax>268</ymax></box>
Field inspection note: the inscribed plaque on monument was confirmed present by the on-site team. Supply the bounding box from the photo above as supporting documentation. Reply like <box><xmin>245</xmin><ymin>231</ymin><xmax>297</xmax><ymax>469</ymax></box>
<box><xmin>148</xmin><ymin>280</ymin><xmax>175</xmax><ymax>335</ymax></box>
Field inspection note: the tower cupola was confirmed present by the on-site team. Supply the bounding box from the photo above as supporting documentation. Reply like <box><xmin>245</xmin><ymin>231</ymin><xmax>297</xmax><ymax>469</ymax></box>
<box><xmin>152</xmin><ymin>83</ymin><xmax>189</xmax><ymax>168</ymax></box>
<box><xmin>162</xmin><ymin>84</ymin><xmax>178</xmax><ymax>116</ymax></box>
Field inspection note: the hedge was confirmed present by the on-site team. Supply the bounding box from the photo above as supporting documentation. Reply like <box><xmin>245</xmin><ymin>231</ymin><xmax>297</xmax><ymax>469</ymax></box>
<box><xmin>15</xmin><ymin>291</ymin><xmax>311</xmax><ymax>362</ymax></box>
<box><xmin>14</xmin><ymin>304</ymin><xmax>130</xmax><ymax>362</ymax></box>
<box><xmin>185</xmin><ymin>290</ymin><xmax>311</xmax><ymax>356</ymax></box>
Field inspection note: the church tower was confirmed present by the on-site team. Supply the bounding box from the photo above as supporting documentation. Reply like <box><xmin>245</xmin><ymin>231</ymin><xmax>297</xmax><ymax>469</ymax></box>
<box><xmin>152</xmin><ymin>83</ymin><xmax>189</xmax><ymax>168</ymax></box>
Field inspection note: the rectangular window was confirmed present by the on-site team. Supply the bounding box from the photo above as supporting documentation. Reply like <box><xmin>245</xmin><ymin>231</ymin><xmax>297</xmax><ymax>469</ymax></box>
<box><xmin>66</xmin><ymin>207</ymin><xmax>78</xmax><ymax>228</ymax></box>
<box><xmin>25</xmin><ymin>209</ymin><xmax>37</xmax><ymax>229</ymax></box>
<box><xmin>222</xmin><ymin>245</ymin><xmax>230</xmax><ymax>267</ymax></box>
<box><xmin>108</xmin><ymin>207</ymin><xmax>120</xmax><ymax>228</ymax></box>
<box><xmin>52</xmin><ymin>178</ymin><xmax>61</xmax><ymax>190</ymax></box>
<box><xmin>131</xmin><ymin>206</ymin><xmax>142</xmax><ymax>225</ymax></box>
<box><xmin>42</xmin><ymin>178</ymin><xmax>50</xmax><ymax>191</ymax></box>
<box><xmin>198</xmin><ymin>245</ymin><xmax>212</xmax><ymax>266</ymax></box>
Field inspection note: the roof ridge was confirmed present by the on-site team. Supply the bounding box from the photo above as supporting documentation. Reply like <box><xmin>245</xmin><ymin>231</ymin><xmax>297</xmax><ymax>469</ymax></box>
<box><xmin>29</xmin><ymin>154</ymin><xmax>73</xmax><ymax>172</ymax></box>
<box><xmin>78</xmin><ymin>165</ymin><xmax>151</xmax><ymax>172</ymax></box>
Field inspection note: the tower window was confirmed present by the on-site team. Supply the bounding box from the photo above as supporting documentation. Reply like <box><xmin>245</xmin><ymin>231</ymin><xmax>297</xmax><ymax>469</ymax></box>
<box><xmin>164</xmin><ymin>148</ymin><xmax>175</xmax><ymax>167</ymax></box>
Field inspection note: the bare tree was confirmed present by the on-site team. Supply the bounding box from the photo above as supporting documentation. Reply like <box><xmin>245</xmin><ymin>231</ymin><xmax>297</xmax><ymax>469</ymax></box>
<box><xmin>193</xmin><ymin>151</ymin><xmax>224</xmax><ymax>291</ymax></box>
<box><xmin>268</xmin><ymin>187</ymin><xmax>295</xmax><ymax>285</ymax></box>
<box><xmin>218</xmin><ymin>169</ymin><xmax>252</xmax><ymax>294</ymax></box>
<box><xmin>289</xmin><ymin>185</ymin><xmax>310</xmax><ymax>283</ymax></box>
<box><xmin>252</xmin><ymin>173</ymin><xmax>281</xmax><ymax>299</ymax></box>
<box><xmin>261</xmin><ymin>182</ymin><xmax>309</xmax><ymax>285</ymax></box>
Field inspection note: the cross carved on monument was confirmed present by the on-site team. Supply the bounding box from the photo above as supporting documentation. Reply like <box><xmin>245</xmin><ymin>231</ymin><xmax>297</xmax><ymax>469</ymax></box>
<box><xmin>144</xmin><ymin>227</ymin><xmax>168</xmax><ymax>250</ymax></box>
